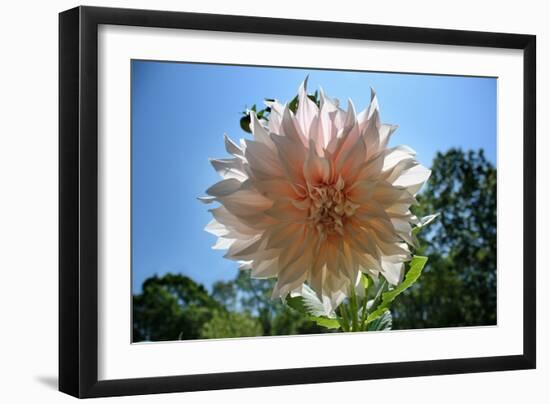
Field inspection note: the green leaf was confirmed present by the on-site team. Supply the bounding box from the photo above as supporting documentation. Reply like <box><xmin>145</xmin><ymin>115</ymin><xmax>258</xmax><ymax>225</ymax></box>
<box><xmin>366</xmin><ymin>256</ymin><xmax>428</xmax><ymax>324</ymax></box>
<box><xmin>360</xmin><ymin>273</ymin><xmax>370</xmax><ymax>290</ymax></box>
<box><xmin>284</xmin><ymin>295</ymin><xmax>307</xmax><ymax>314</ymax></box>
<box><xmin>301</xmin><ymin>283</ymin><xmax>333</xmax><ymax>317</ymax></box>
<box><xmin>288</xmin><ymin>96</ymin><xmax>299</xmax><ymax>113</ymax></box>
<box><xmin>309</xmin><ymin>316</ymin><xmax>341</xmax><ymax>329</ymax></box>
<box><xmin>367</xmin><ymin>309</ymin><xmax>392</xmax><ymax>331</ymax></box>
<box><xmin>283</xmin><ymin>283</ymin><xmax>333</xmax><ymax>318</ymax></box>
<box><xmin>240</xmin><ymin>115</ymin><xmax>251</xmax><ymax>133</ymax></box>
<box><xmin>307</xmin><ymin>93</ymin><xmax>318</xmax><ymax>105</ymax></box>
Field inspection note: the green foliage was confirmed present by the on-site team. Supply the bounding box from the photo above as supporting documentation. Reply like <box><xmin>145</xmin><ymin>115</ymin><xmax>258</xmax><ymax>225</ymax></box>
<box><xmin>309</xmin><ymin>316</ymin><xmax>341</xmax><ymax>329</ymax></box>
<box><xmin>391</xmin><ymin>149</ymin><xmax>497</xmax><ymax>329</ymax></box>
<box><xmin>366</xmin><ymin>256</ymin><xmax>428</xmax><ymax>324</ymax></box>
<box><xmin>240</xmin><ymin>103</ymin><xmax>269</xmax><ymax>133</ymax></box>
<box><xmin>132</xmin><ymin>274</ymin><xmax>221</xmax><ymax>342</ymax></box>
<box><xmin>239</xmin><ymin>91</ymin><xmax>320</xmax><ymax>133</ymax></box>
<box><xmin>360</xmin><ymin>273</ymin><xmax>370</xmax><ymax>290</ymax></box>
<box><xmin>367</xmin><ymin>310</ymin><xmax>392</xmax><ymax>331</ymax></box>
<box><xmin>283</xmin><ymin>256</ymin><xmax>428</xmax><ymax>332</ymax></box>
<box><xmin>200</xmin><ymin>311</ymin><xmax>263</xmax><ymax>339</ymax></box>
<box><xmin>284</xmin><ymin>295</ymin><xmax>307</xmax><ymax>314</ymax></box>
<box><xmin>211</xmin><ymin>271</ymin><xmax>331</xmax><ymax>336</ymax></box>
<box><xmin>285</xmin><ymin>283</ymin><xmax>334</xmax><ymax>318</ymax></box>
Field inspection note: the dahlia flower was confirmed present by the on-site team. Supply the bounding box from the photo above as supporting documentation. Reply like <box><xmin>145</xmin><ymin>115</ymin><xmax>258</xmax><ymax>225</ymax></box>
<box><xmin>201</xmin><ymin>79</ymin><xmax>430</xmax><ymax>308</ymax></box>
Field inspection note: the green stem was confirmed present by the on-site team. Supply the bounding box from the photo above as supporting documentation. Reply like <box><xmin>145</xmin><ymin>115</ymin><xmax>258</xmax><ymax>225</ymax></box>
<box><xmin>371</xmin><ymin>279</ymin><xmax>387</xmax><ymax>312</ymax></box>
<box><xmin>360</xmin><ymin>296</ymin><xmax>368</xmax><ymax>331</ymax></box>
<box><xmin>339</xmin><ymin>305</ymin><xmax>350</xmax><ymax>332</ymax></box>
<box><xmin>349</xmin><ymin>287</ymin><xmax>359</xmax><ymax>332</ymax></box>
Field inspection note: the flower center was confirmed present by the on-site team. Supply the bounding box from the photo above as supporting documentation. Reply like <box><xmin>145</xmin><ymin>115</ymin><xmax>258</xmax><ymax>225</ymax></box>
<box><xmin>308</xmin><ymin>178</ymin><xmax>359</xmax><ymax>240</ymax></box>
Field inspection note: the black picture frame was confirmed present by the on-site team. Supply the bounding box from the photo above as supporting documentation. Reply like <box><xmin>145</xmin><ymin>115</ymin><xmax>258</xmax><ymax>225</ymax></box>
<box><xmin>59</xmin><ymin>5</ymin><xmax>536</xmax><ymax>398</ymax></box>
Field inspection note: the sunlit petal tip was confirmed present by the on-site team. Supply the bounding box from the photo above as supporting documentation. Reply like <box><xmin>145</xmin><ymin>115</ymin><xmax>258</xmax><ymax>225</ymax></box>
<box><xmin>345</xmin><ymin>99</ymin><xmax>357</xmax><ymax>126</ymax></box>
<box><xmin>197</xmin><ymin>196</ymin><xmax>216</xmax><ymax>204</ymax></box>
<box><xmin>298</xmin><ymin>75</ymin><xmax>309</xmax><ymax>94</ymax></box>
<box><xmin>223</xmin><ymin>133</ymin><xmax>243</xmax><ymax>156</ymax></box>
<box><xmin>369</xmin><ymin>86</ymin><xmax>377</xmax><ymax>101</ymax></box>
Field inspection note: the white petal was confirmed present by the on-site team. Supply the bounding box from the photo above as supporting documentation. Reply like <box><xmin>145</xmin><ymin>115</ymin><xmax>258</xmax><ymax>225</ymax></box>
<box><xmin>204</xmin><ymin>219</ymin><xmax>229</xmax><ymax>237</ymax></box>
<box><xmin>385</xmin><ymin>158</ymin><xmax>418</xmax><ymax>184</ymax></box>
<box><xmin>347</xmin><ymin>180</ymin><xmax>377</xmax><ymax>203</ymax></box>
<box><xmin>372</xmin><ymin>182</ymin><xmax>416</xmax><ymax>205</ymax></box>
<box><xmin>366</xmin><ymin>88</ymin><xmax>379</xmax><ymax>120</ymax></box>
<box><xmin>264</xmin><ymin>100</ymin><xmax>285</xmax><ymax>133</ymax></box>
<box><xmin>382</xmin><ymin>145</ymin><xmax>416</xmax><ymax>172</ymax></box>
<box><xmin>250</xmin><ymin>111</ymin><xmax>275</xmax><ymax>149</ymax></box>
<box><xmin>318</xmin><ymin>87</ymin><xmax>342</xmax><ymax>147</ymax></box>
<box><xmin>212</xmin><ymin>237</ymin><xmax>234</xmax><ymax>250</ymax></box>
<box><xmin>392</xmin><ymin>164</ymin><xmax>431</xmax><ymax>195</ymax></box>
<box><xmin>251</xmin><ymin>257</ymin><xmax>279</xmax><ymax>278</ymax></box>
<box><xmin>265</xmin><ymin>223</ymin><xmax>304</xmax><ymax>249</ymax></box>
<box><xmin>197</xmin><ymin>196</ymin><xmax>216</xmax><ymax>204</ymax></box>
<box><xmin>272</xmin><ymin>247</ymin><xmax>312</xmax><ymax>298</ymax></box>
<box><xmin>224</xmin><ymin>235</ymin><xmax>264</xmax><ymax>260</ymax></box>
<box><xmin>218</xmin><ymin>188</ymin><xmax>273</xmax><ymax>217</ymax></box>
<box><xmin>378</xmin><ymin>124</ymin><xmax>398</xmax><ymax>150</ymax></box>
<box><xmin>238</xmin><ymin>260</ymin><xmax>253</xmax><ymax>270</ymax></box>
<box><xmin>296</xmin><ymin>77</ymin><xmax>319</xmax><ymax>137</ymax></box>
<box><xmin>391</xmin><ymin>217</ymin><xmax>416</xmax><ymax>246</ymax></box>
<box><xmin>205</xmin><ymin>178</ymin><xmax>241</xmax><ymax>197</ymax></box>
<box><xmin>209</xmin><ymin>158</ymin><xmax>247</xmax><ymax>181</ymax></box>
<box><xmin>304</xmin><ymin>141</ymin><xmax>331</xmax><ymax>185</ymax></box>
<box><xmin>362</xmin><ymin>114</ymin><xmax>381</xmax><ymax>160</ymax></box>
<box><xmin>244</xmin><ymin>139</ymin><xmax>284</xmax><ymax>178</ymax></box>
<box><xmin>270</xmin><ymin>132</ymin><xmax>307</xmax><ymax>186</ymax></box>
<box><xmin>265</xmin><ymin>201</ymin><xmax>308</xmax><ymax>223</ymax></box>
<box><xmin>380</xmin><ymin>259</ymin><xmax>405</xmax><ymax>285</ymax></box>
<box><xmin>224</xmin><ymin>134</ymin><xmax>243</xmax><ymax>156</ymax></box>
<box><xmin>281</xmin><ymin>105</ymin><xmax>307</xmax><ymax>145</ymax></box>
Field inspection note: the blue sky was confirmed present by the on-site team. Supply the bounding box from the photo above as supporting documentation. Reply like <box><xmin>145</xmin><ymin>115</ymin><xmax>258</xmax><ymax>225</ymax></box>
<box><xmin>131</xmin><ymin>60</ymin><xmax>496</xmax><ymax>294</ymax></box>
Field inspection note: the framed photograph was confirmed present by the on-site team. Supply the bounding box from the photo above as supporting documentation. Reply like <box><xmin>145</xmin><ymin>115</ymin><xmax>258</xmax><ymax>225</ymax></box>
<box><xmin>59</xmin><ymin>6</ymin><xmax>536</xmax><ymax>398</ymax></box>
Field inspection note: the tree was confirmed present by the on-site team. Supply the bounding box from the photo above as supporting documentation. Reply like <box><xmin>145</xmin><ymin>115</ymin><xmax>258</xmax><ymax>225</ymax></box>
<box><xmin>392</xmin><ymin>149</ymin><xmax>497</xmax><ymax>329</ymax></box>
<box><xmin>133</xmin><ymin>274</ymin><xmax>221</xmax><ymax>342</ymax></box>
<box><xmin>200</xmin><ymin>311</ymin><xmax>263</xmax><ymax>339</ymax></box>
<box><xmin>212</xmin><ymin>271</ymin><xmax>331</xmax><ymax>336</ymax></box>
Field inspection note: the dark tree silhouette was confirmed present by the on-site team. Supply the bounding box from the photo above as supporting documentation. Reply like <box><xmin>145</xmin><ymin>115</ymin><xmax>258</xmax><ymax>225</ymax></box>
<box><xmin>392</xmin><ymin>149</ymin><xmax>497</xmax><ymax>329</ymax></box>
<box><xmin>133</xmin><ymin>274</ymin><xmax>221</xmax><ymax>341</ymax></box>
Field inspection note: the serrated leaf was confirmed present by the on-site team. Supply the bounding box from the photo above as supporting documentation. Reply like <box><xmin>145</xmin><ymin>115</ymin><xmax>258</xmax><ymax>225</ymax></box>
<box><xmin>284</xmin><ymin>295</ymin><xmax>307</xmax><ymax>314</ymax></box>
<box><xmin>284</xmin><ymin>283</ymin><xmax>334</xmax><ymax>318</ymax></box>
<box><xmin>300</xmin><ymin>283</ymin><xmax>333</xmax><ymax>317</ymax></box>
<box><xmin>309</xmin><ymin>316</ymin><xmax>341</xmax><ymax>329</ymax></box>
<box><xmin>367</xmin><ymin>309</ymin><xmax>392</xmax><ymax>331</ymax></box>
<box><xmin>366</xmin><ymin>256</ymin><xmax>428</xmax><ymax>324</ymax></box>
